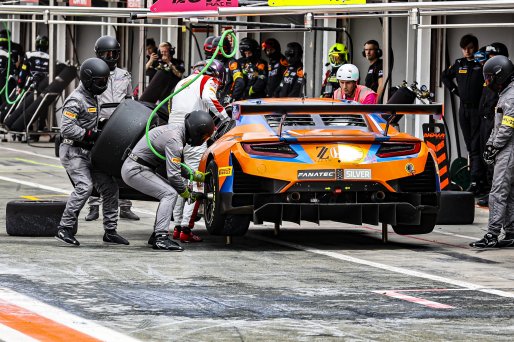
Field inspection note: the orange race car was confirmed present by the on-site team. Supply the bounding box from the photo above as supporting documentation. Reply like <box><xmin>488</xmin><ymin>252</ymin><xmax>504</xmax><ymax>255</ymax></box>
<box><xmin>199</xmin><ymin>98</ymin><xmax>442</xmax><ymax>237</ymax></box>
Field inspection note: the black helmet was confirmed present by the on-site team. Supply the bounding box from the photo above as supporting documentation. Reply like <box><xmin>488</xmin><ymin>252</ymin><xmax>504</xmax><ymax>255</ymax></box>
<box><xmin>0</xmin><ymin>29</ymin><xmax>10</xmax><ymax>48</ymax></box>
<box><xmin>284</xmin><ymin>42</ymin><xmax>303</xmax><ymax>66</ymax></box>
<box><xmin>483</xmin><ymin>55</ymin><xmax>514</xmax><ymax>91</ymax></box>
<box><xmin>212</xmin><ymin>35</ymin><xmax>232</xmax><ymax>58</ymax></box>
<box><xmin>35</xmin><ymin>35</ymin><xmax>49</xmax><ymax>52</ymax></box>
<box><xmin>94</xmin><ymin>35</ymin><xmax>120</xmax><ymax>71</ymax></box>
<box><xmin>80</xmin><ymin>58</ymin><xmax>110</xmax><ymax>96</ymax></box>
<box><xmin>204</xmin><ymin>36</ymin><xmax>215</xmax><ymax>59</ymax></box>
<box><xmin>239</xmin><ymin>37</ymin><xmax>260</xmax><ymax>59</ymax></box>
<box><xmin>184</xmin><ymin>110</ymin><xmax>215</xmax><ymax>146</ymax></box>
<box><xmin>262</xmin><ymin>38</ymin><xmax>281</xmax><ymax>58</ymax></box>
<box><xmin>487</xmin><ymin>42</ymin><xmax>509</xmax><ymax>58</ymax></box>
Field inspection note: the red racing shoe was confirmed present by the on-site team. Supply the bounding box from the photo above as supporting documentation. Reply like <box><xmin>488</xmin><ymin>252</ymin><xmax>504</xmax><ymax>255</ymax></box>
<box><xmin>179</xmin><ymin>227</ymin><xmax>203</xmax><ymax>243</ymax></box>
<box><xmin>172</xmin><ymin>226</ymin><xmax>181</xmax><ymax>240</ymax></box>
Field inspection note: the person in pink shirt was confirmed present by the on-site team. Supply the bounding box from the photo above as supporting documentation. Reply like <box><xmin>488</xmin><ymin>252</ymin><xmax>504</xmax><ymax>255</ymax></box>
<box><xmin>333</xmin><ymin>64</ymin><xmax>377</xmax><ymax>104</ymax></box>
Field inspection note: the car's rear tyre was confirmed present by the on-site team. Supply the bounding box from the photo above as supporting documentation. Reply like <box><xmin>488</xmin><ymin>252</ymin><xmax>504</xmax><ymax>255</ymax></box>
<box><xmin>392</xmin><ymin>212</ymin><xmax>437</xmax><ymax>235</ymax></box>
<box><xmin>204</xmin><ymin>160</ymin><xmax>250</xmax><ymax>236</ymax></box>
<box><xmin>6</xmin><ymin>200</ymin><xmax>78</xmax><ymax>237</ymax></box>
<box><xmin>436</xmin><ymin>190</ymin><xmax>475</xmax><ymax>224</ymax></box>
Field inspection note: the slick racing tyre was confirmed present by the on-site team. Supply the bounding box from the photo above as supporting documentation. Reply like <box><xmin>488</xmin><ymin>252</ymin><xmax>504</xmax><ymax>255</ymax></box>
<box><xmin>392</xmin><ymin>212</ymin><xmax>438</xmax><ymax>235</ymax></box>
<box><xmin>436</xmin><ymin>190</ymin><xmax>475</xmax><ymax>225</ymax></box>
<box><xmin>91</xmin><ymin>99</ymin><xmax>158</xmax><ymax>178</ymax></box>
<box><xmin>6</xmin><ymin>200</ymin><xmax>77</xmax><ymax>237</ymax></box>
<box><xmin>204</xmin><ymin>160</ymin><xmax>251</xmax><ymax>236</ymax></box>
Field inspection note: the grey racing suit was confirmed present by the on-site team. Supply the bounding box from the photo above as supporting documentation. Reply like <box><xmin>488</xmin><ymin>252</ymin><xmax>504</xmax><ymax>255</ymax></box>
<box><xmin>169</xmin><ymin>74</ymin><xmax>229</xmax><ymax>228</ymax></box>
<box><xmin>89</xmin><ymin>67</ymin><xmax>133</xmax><ymax>208</ymax></box>
<box><xmin>58</xmin><ymin>83</ymin><xmax>119</xmax><ymax>232</ymax></box>
<box><xmin>121</xmin><ymin>124</ymin><xmax>187</xmax><ymax>233</ymax></box>
<box><xmin>486</xmin><ymin>81</ymin><xmax>514</xmax><ymax>237</ymax></box>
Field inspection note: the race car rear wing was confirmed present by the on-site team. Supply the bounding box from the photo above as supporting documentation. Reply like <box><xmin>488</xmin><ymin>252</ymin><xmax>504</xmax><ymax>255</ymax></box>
<box><xmin>234</xmin><ymin>103</ymin><xmax>443</xmax><ymax>137</ymax></box>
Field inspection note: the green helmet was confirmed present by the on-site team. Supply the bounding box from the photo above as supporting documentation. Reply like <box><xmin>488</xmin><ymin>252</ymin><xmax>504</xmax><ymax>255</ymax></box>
<box><xmin>328</xmin><ymin>43</ymin><xmax>349</xmax><ymax>67</ymax></box>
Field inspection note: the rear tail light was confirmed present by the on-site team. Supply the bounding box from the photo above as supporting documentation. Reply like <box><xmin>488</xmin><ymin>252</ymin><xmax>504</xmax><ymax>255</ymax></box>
<box><xmin>377</xmin><ymin>142</ymin><xmax>421</xmax><ymax>158</ymax></box>
<box><xmin>242</xmin><ymin>142</ymin><xmax>298</xmax><ymax>158</ymax></box>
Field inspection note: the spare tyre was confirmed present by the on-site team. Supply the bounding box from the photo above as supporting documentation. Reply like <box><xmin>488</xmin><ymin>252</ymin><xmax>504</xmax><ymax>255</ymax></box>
<box><xmin>91</xmin><ymin>99</ymin><xmax>158</xmax><ymax>177</ymax></box>
<box><xmin>6</xmin><ymin>200</ymin><xmax>77</xmax><ymax>237</ymax></box>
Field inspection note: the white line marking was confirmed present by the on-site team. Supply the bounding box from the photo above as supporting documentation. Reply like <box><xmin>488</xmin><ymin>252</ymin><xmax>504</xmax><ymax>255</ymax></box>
<box><xmin>250</xmin><ymin>235</ymin><xmax>514</xmax><ymax>298</ymax></box>
<box><xmin>0</xmin><ymin>323</ymin><xmax>39</xmax><ymax>342</ymax></box>
<box><xmin>0</xmin><ymin>287</ymin><xmax>141</xmax><ymax>342</ymax></box>
<box><xmin>0</xmin><ymin>146</ymin><xmax>59</xmax><ymax>161</ymax></box>
<box><xmin>372</xmin><ymin>290</ymin><xmax>454</xmax><ymax>309</ymax></box>
<box><xmin>433</xmin><ymin>230</ymin><xmax>478</xmax><ymax>241</ymax></box>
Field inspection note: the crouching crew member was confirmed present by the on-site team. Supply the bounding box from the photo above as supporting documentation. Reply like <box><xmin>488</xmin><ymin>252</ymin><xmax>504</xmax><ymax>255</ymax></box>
<box><xmin>121</xmin><ymin>111</ymin><xmax>215</xmax><ymax>251</ymax></box>
<box><xmin>55</xmin><ymin>58</ymin><xmax>128</xmax><ymax>247</ymax></box>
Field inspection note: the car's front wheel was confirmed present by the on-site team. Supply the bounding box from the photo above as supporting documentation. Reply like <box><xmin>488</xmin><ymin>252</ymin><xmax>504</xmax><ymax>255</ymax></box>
<box><xmin>204</xmin><ymin>160</ymin><xmax>251</xmax><ymax>236</ymax></box>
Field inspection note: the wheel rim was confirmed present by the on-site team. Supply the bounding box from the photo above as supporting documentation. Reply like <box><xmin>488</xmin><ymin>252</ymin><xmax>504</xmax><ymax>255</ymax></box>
<box><xmin>204</xmin><ymin>168</ymin><xmax>216</xmax><ymax>225</ymax></box>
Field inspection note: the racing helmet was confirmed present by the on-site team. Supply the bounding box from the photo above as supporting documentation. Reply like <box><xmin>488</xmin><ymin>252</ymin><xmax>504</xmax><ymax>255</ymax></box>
<box><xmin>203</xmin><ymin>36</ymin><xmax>215</xmax><ymax>59</ymax></box>
<box><xmin>336</xmin><ymin>64</ymin><xmax>360</xmax><ymax>82</ymax></box>
<box><xmin>212</xmin><ymin>36</ymin><xmax>232</xmax><ymax>58</ymax></box>
<box><xmin>94</xmin><ymin>35</ymin><xmax>121</xmax><ymax>71</ymax></box>
<box><xmin>239</xmin><ymin>37</ymin><xmax>260</xmax><ymax>59</ymax></box>
<box><xmin>80</xmin><ymin>58</ymin><xmax>110</xmax><ymax>95</ymax></box>
<box><xmin>262</xmin><ymin>38</ymin><xmax>281</xmax><ymax>57</ymax></box>
<box><xmin>192</xmin><ymin>59</ymin><xmax>226</xmax><ymax>86</ymax></box>
<box><xmin>487</xmin><ymin>42</ymin><xmax>509</xmax><ymax>58</ymax></box>
<box><xmin>35</xmin><ymin>35</ymin><xmax>49</xmax><ymax>52</ymax></box>
<box><xmin>185</xmin><ymin>110</ymin><xmax>215</xmax><ymax>147</ymax></box>
<box><xmin>483</xmin><ymin>55</ymin><xmax>514</xmax><ymax>91</ymax></box>
<box><xmin>284</xmin><ymin>42</ymin><xmax>303</xmax><ymax>66</ymax></box>
<box><xmin>0</xmin><ymin>29</ymin><xmax>10</xmax><ymax>48</ymax></box>
<box><xmin>474</xmin><ymin>46</ymin><xmax>488</xmax><ymax>64</ymax></box>
<box><xmin>328</xmin><ymin>43</ymin><xmax>349</xmax><ymax>67</ymax></box>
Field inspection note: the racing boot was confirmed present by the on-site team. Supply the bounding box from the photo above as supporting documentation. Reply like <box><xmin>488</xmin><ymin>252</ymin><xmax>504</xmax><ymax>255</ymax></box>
<box><xmin>179</xmin><ymin>227</ymin><xmax>203</xmax><ymax>243</ymax></box>
<box><xmin>469</xmin><ymin>233</ymin><xmax>499</xmax><ymax>248</ymax></box>
<box><xmin>172</xmin><ymin>225</ymin><xmax>181</xmax><ymax>240</ymax></box>
<box><xmin>153</xmin><ymin>233</ymin><xmax>184</xmax><ymax>251</ymax></box>
<box><xmin>498</xmin><ymin>233</ymin><xmax>514</xmax><ymax>248</ymax></box>
<box><xmin>103</xmin><ymin>230</ymin><xmax>130</xmax><ymax>245</ymax></box>
<box><xmin>119</xmin><ymin>206</ymin><xmax>140</xmax><ymax>220</ymax></box>
<box><xmin>147</xmin><ymin>232</ymin><xmax>156</xmax><ymax>245</ymax></box>
<box><xmin>55</xmin><ymin>228</ymin><xmax>80</xmax><ymax>246</ymax></box>
<box><xmin>85</xmin><ymin>205</ymin><xmax>99</xmax><ymax>221</ymax></box>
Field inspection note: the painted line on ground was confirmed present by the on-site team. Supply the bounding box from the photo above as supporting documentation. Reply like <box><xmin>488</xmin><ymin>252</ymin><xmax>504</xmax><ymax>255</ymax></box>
<box><xmin>0</xmin><ymin>175</ymin><xmax>155</xmax><ymax>216</ymax></box>
<box><xmin>372</xmin><ymin>290</ymin><xmax>454</xmax><ymax>309</ymax></box>
<box><xmin>250</xmin><ymin>234</ymin><xmax>514</xmax><ymax>298</ymax></box>
<box><xmin>0</xmin><ymin>323</ymin><xmax>38</xmax><ymax>342</ymax></box>
<box><xmin>14</xmin><ymin>157</ymin><xmax>63</xmax><ymax>169</ymax></box>
<box><xmin>0</xmin><ymin>287</ymin><xmax>141</xmax><ymax>342</ymax></box>
<box><xmin>0</xmin><ymin>146</ymin><xmax>59</xmax><ymax>161</ymax></box>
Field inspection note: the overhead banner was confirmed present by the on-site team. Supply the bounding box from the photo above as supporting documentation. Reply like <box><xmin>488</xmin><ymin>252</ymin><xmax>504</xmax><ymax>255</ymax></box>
<box><xmin>150</xmin><ymin>0</ymin><xmax>239</xmax><ymax>13</ymax></box>
<box><xmin>269</xmin><ymin>0</ymin><xmax>365</xmax><ymax>6</ymax></box>
<box><xmin>69</xmin><ymin>0</ymin><xmax>92</xmax><ymax>6</ymax></box>
<box><xmin>127</xmin><ymin>0</ymin><xmax>144</xmax><ymax>8</ymax></box>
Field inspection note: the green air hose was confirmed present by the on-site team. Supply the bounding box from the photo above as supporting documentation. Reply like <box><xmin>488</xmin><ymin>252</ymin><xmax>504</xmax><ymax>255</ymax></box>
<box><xmin>144</xmin><ymin>30</ymin><xmax>238</xmax><ymax>179</ymax></box>
<box><xmin>2</xmin><ymin>22</ymin><xmax>26</xmax><ymax>105</ymax></box>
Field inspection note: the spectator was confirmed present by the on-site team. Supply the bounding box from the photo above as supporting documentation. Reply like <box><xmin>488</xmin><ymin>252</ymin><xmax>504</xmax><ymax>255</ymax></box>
<box><xmin>363</xmin><ymin>40</ymin><xmax>384</xmax><ymax>101</ymax></box>
<box><xmin>333</xmin><ymin>64</ymin><xmax>377</xmax><ymax>104</ymax></box>
<box><xmin>442</xmin><ymin>34</ymin><xmax>485</xmax><ymax>196</ymax></box>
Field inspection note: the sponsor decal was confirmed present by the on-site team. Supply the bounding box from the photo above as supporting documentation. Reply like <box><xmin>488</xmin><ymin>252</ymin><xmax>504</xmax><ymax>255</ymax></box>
<box><xmin>63</xmin><ymin>111</ymin><xmax>77</xmax><ymax>119</ymax></box>
<box><xmin>458</xmin><ymin>69</ymin><xmax>468</xmax><ymax>74</ymax></box>
<box><xmin>315</xmin><ymin>146</ymin><xmax>331</xmax><ymax>161</ymax></box>
<box><xmin>405</xmin><ymin>163</ymin><xmax>415</xmax><ymax>175</ymax></box>
<box><xmin>87</xmin><ymin>107</ymin><xmax>97</xmax><ymax>113</ymax></box>
<box><xmin>344</xmin><ymin>169</ymin><xmax>372</xmax><ymax>179</ymax></box>
<box><xmin>171</xmin><ymin>157</ymin><xmax>181</xmax><ymax>164</ymax></box>
<box><xmin>218</xmin><ymin>166</ymin><xmax>233</xmax><ymax>177</ymax></box>
<box><xmin>298</xmin><ymin>169</ymin><xmax>336</xmax><ymax>180</ymax></box>
<box><xmin>423</xmin><ymin>133</ymin><xmax>445</xmax><ymax>139</ymax></box>
<box><xmin>501</xmin><ymin>116</ymin><xmax>514</xmax><ymax>128</ymax></box>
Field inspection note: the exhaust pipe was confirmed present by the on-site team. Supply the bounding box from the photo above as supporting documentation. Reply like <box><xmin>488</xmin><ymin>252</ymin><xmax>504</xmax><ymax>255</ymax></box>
<box><xmin>371</xmin><ymin>191</ymin><xmax>386</xmax><ymax>202</ymax></box>
<box><xmin>286</xmin><ymin>192</ymin><xmax>301</xmax><ymax>202</ymax></box>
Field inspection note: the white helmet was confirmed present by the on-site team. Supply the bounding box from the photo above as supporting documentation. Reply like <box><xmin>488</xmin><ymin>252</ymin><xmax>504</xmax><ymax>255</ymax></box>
<box><xmin>336</xmin><ymin>64</ymin><xmax>360</xmax><ymax>82</ymax></box>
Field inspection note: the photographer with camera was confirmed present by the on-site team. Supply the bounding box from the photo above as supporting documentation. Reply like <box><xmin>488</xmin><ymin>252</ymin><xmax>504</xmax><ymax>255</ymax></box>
<box><xmin>145</xmin><ymin>41</ymin><xmax>184</xmax><ymax>83</ymax></box>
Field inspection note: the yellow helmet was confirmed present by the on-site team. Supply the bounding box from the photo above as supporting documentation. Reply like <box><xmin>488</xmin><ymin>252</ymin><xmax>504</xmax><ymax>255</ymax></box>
<box><xmin>328</xmin><ymin>43</ymin><xmax>349</xmax><ymax>67</ymax></box>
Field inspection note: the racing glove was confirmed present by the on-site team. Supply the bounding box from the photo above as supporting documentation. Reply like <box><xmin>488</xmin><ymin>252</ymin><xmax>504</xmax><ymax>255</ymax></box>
<box><xmin>483</xmin><ymin>145</ymin><xmax>500</xmax><ymax>165</ymax></box>
<box><xmin>83</xmin><ymin>129</ymin><xmax>100</xmax><ymax>143</ymax></box>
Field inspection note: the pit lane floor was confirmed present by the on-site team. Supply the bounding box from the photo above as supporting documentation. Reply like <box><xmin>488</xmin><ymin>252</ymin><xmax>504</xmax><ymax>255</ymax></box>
<box><xmin>0</xmin><ymin>141</ymin><xmax>513</xmax><ymax>342</ymax></box>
